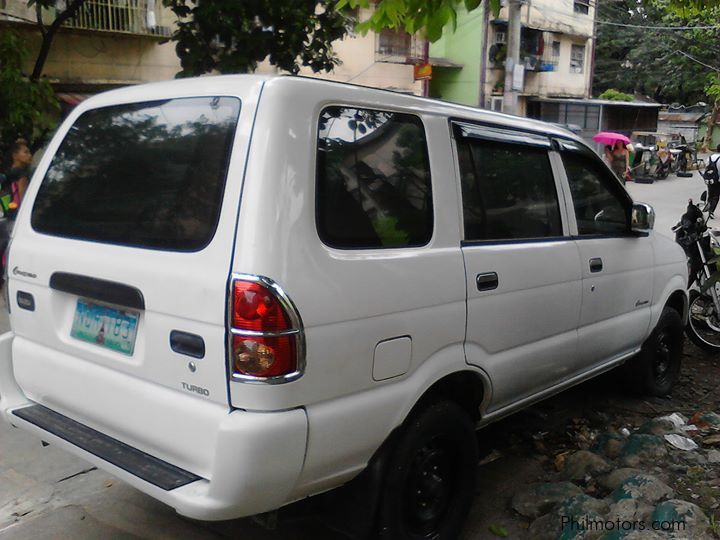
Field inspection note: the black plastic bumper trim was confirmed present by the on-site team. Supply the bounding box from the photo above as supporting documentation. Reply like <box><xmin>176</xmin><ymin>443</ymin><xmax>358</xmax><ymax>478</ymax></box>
<box><xmin>50</xmin><ymin>272</ymin><xmax>145</xmax><ymax>310</ymax></box>
<box><xmin>12</xmin><ymin>404</ymin><xmax>200</xmax><ymax>491</ymax></box>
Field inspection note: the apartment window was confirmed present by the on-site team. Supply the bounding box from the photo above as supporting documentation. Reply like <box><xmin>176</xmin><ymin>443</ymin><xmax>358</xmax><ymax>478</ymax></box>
<box><xmin>494</xmin><ymin>29</ymin><xmax>507</xmax><ymax>44</ymax></box>
<box><xmin>377</xmin><ymin>28</ymin><xmax>412</xmax><ymax>57</ymax></box>
<box><xmin>551</xmin><ymin>41</ymin><xmax>561</xmax><ymax>67</ymax></box>
<box><xmin>574</xmin><ymin>1</ymin><xmax>590</xmax><ymax>14</ymax></box>
<box><xmin>570</xmin><ymin>44</ymin><xmax>585</xmax><ymax>74</ymax></box>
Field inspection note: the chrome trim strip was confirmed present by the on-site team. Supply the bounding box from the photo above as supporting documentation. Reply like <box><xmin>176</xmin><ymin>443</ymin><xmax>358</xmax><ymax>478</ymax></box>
<box><xmin>226</xmin><ymin>273</ymin><xmax>306</xmax><ymax>385</ymax></box>
<box><xmin>230</xmin><ymin>328</ymin><xmax>300</xmax><ymax>338</ymax></box>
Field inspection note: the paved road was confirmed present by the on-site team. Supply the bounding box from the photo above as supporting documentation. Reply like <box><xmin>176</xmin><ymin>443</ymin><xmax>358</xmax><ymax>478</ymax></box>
<box><xmin>626</xmin><ymin>168</ymin><xmax>708</xmax><ymax>237</ymax></box>
<box><xmin>0</xmin><ymin>170</ymin><xmax>707</xmax><ymax>539</ymax></box>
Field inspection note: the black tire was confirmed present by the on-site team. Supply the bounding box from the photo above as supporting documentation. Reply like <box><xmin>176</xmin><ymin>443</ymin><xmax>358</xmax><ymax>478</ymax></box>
<box><xmin>377</xmin><ymin>401</ymin><xmax>478</xmax><ymax>540</ymax></box>
<box><xmin>626</xmin><ymin>307</ymin><xmax>683</xmax><ymax>396</ymax></box>
<box><xmin>686</xmin><ymin>290</ymin><xmax>720</xmax><ymax>352</ymax></box>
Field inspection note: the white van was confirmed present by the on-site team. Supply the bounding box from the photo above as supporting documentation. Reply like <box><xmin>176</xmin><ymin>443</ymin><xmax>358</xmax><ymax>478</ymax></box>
<box><xmin>0</xmin><ymin>75</ymin><xmax>688</xmax><ymax>538</ymax></box>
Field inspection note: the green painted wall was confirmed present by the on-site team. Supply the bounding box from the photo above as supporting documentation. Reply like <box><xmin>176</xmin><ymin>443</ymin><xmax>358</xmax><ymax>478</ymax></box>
<box><xmin>698</xmin><ymin>123</ymin><xmax>720</xmax><ymax>149</ymax></box>
<box><xmin>429</xmin><ymin>6</ymin><xmax>486</xmax><ymax>107</ymax></box>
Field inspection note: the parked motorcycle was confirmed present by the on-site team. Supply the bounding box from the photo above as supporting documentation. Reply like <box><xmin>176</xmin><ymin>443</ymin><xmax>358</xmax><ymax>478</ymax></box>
<box><xmin>672</xmin><ymin>143</ymin><xmax>702</xmax><ymax>177</ymax></box>
<box><xmin>673</xmin><ymin>197</ymin><xmax>720</xmax><ymax>351</ymax></box>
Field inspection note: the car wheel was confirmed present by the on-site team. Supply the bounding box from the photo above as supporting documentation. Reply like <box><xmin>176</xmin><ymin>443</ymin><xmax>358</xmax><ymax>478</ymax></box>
<box><xmin>626</xmin><ymin>307</ymin><xmax>683</xmax><ymax>396</ymax></box>
<box><xmin>377</xmin><ymin>401</ymin><xmax>478</xmax><ymax>540</ymax></box>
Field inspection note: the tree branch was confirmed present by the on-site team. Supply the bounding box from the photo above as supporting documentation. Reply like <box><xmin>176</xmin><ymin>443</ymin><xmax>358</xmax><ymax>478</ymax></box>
<box><xmin>30</xmin><ymin>0</ymin><xmax>87</xmax><ymax>82</ymax></box>
<box><xmin>35</xmin><ymin>2</ymin><xmax>47</xmax><ymax>37</ymax></box>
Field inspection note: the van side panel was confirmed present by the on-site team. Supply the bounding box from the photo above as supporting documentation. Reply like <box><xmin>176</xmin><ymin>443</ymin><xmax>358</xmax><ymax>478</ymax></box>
<box><xmin>228</xmin><ymin>79</ymin><xmax>469</xmax><ymax>411</ymax></box>
<box><xmin>228</xmin><ymin>79</ymin><xmax>472</xmax><ymax>488</ymax></box>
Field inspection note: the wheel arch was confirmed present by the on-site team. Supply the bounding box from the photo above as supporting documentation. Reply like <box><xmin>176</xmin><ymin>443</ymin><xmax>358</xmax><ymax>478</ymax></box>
<box><xmin>409</xmin><ymin>369</ymin><xmax>487</xmax><ymax>423</ymax></box>
<box><xmin>665</xmin><ymin>288</ymin><xmax>688</xmax><ymax>325</ymax></box>
<box><xmin>651</xmin><ymin>277</ymin><xmax>688</xmax><ymax>332</ymax></box>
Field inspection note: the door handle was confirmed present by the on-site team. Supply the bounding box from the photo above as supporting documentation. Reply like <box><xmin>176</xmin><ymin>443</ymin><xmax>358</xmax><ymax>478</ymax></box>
<box><xmin>589</xmin><ymin>257</ymin><xmax>603</xmax><ymax>273</ymax></box>
<box><xmin>476</xmin><ymin>272</ymin><xmax>499</xmax><ymax>291</ymax></box>
<box><xmin>170</xmin><ymin>330</ymin><xmax>205</xmax><ymax>359</ymax></box>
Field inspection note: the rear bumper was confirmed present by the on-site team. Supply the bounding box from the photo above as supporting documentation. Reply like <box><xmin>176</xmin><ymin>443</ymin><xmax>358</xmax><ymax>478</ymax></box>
<box><xmin>0</xmin><ymin>332</ymin><xmax>308</xmax><ymax>521</ymax></box>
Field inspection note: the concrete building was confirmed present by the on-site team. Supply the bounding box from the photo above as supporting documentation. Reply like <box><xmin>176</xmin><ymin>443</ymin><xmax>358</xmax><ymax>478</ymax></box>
<box><xmin>257</xmin><ymin>7</ymin><xmax>424</xmax><ymax>95</ymax></box>
<box><xmin>0</xmin><ymin>0</ymin><xmax>180</xmax><ymax>105</ymax></box>
<box><xmin>430</xmin><ymin>0</ymin><xmax>596</xmax><ymax>115</ymax></box>
<box><xmin>0</xmin><ymin>2</ymin><xmax>423</xmax><ymax>101</ymax></box>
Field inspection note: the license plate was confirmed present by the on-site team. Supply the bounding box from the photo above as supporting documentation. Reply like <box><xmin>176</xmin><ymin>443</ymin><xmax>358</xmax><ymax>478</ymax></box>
<box><xmin>71</xmin><ymin>300</ymin><xmax>139</xmax><ymax>356</ymax></box>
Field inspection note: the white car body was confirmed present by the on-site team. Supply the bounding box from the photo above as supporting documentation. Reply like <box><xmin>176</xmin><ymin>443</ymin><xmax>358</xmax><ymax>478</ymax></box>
<box><xmin>0</xmin><ymin>75</ymin><xmax>688</xmax><ymax>522</ymax></box>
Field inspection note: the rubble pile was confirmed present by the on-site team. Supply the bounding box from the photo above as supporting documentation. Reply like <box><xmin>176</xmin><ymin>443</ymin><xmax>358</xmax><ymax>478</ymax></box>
<box><xmin>509</xmin><ymin>412</ymin><xmax>720</xmax><ymax>539</ymax></box>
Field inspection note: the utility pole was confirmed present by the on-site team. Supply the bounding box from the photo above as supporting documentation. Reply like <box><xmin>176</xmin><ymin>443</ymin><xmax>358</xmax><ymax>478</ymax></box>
<box><xmin>503</xmin><ymin>0</ymin><xmax>522</xmax><ymax>115</ymax></box>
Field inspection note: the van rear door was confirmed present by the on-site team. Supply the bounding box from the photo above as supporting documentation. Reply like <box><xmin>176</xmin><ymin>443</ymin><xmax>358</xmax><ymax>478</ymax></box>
<box><xmin>8</xmin><ymin>81</ymin><xmax>261</xmax><ymax>416</ymax></box>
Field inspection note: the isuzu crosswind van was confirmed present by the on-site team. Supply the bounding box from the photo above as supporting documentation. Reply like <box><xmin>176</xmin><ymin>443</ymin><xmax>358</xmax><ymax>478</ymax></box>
<box><xmin>0</xmin><ymin>75</ymin><xmax>688</xmax><ymax>538</ymax></box>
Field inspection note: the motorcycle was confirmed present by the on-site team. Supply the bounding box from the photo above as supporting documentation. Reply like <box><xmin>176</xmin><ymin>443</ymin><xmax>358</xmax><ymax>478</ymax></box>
<box><xmin>673</xmin><ymin>196</ymin><xmax>720</xmax><ymax>351</ymax></box>
<box><xmin>655</xmin><ymin>146</ymin><xmax>673</xmax><ymax>179</ymax></box>
<box><xmin>672</xmin><ymin>143</ymin><xmax>703</xmax><ymax>177</ymax></box>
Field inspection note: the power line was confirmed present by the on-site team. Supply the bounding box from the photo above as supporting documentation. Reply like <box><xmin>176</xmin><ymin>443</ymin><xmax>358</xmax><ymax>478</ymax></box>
<box><xmin>672</xmin><ymin>48</ymin><xmax>720</xmax><ymax>72</ymax></box>
<box><xmin>596</xmin><ymin>20</ymin><xmax>720</xmax><ymax>30</ymax></box>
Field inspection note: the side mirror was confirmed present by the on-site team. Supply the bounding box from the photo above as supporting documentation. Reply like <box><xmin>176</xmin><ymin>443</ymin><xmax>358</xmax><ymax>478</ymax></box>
<box><xmin>632</xmin><ymin>202</ymin><xmax>655</xmax><ymax>233</ymax></box>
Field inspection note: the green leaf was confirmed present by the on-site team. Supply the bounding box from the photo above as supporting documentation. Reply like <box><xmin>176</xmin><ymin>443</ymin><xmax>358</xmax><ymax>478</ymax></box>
<box><xmin>700</xmin><ymin>272</ymin><xmax>720</xmax><ymax>293</ymax></box>
<box><xmin>489</xmin><ymin>524</ymin><xmax>509</xmax><ymax>537</ymax></box>
<box><xmin>464</xmin><ymin>0</ymin><xmax>483</xmax><ymax>10</ymax></box>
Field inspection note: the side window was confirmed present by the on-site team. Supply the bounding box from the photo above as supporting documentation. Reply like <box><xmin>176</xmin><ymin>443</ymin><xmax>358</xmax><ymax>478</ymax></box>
<box><xmin>562</xmin><ymin>152</ymin><xmax>629</xmax><ymax>235</ymax></box>
<box><xmin>457</xmin><ymin>138</ymin><xmax>562</xmax><ymax>241</ymax></box>
<box><xmin>316</xmin><ymin>107</ymin><xmax>433</xmax><ymax>249</ymax></box>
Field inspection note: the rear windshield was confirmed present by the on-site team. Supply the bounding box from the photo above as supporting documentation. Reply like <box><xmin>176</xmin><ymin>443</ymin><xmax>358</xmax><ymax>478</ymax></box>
<box><xmin>31</xmin><ymin>97</ymin><xmax>241</xmax><ymax>251</ymax></box>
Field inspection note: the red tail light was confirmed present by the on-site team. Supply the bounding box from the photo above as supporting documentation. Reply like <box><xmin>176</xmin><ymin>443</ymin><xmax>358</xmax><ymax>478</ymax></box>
<box><xmin>229</xmin><ymin>276</ymin><xmax>304</xmax><ymax>381</ymax></box>
<box><xmin>232</xmin><ymin>281</ymin><xmax>292</xmax><ymax>332</ymax></box>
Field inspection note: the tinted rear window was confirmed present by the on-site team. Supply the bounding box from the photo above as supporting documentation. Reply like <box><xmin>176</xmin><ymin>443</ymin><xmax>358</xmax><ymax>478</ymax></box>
<box><xmin>31</xmin><ymin>97</ymin><xmax>241</xmax><ymax>251</ymax></box>
<box><xmin>316</xmin><ymin>106</ymin><xmax>433</xmax><ymax>249</ymax></box>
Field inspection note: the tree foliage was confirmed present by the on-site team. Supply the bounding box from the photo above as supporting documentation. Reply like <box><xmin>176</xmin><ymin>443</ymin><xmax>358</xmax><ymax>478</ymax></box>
<box><xmin>594</xmin><ymin>0</ymin><xmax>720</xmax><ymax>104</ymax></box>
<box><xmin>161</xmin><ymin>0</ymin><xmax>351</xmax><ymax>76</ymax></box>
<box><xmin>337</xmin><ymin>0</ymin><xmax>501</xmax><ymax>42</ymax></box>
<box><xmin>668</xmin><ymin>0</ymin><xmax>720</xmax><ymax>11</ymax></box>
<box><xmin>0</xmin><ymin>29</ymin><xmax>58</xmax><ymax>156</ymax></box>
<box><xmin>599</xmin><ymin>89</ymin><xmax>635</xmax><ymax>101</ymax></box>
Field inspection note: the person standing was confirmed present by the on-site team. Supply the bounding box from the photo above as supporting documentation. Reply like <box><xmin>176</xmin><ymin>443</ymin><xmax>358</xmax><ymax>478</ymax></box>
<box><xmin>4</xmin><ymin>138</ymin><xmax>32</xmax><ymax>209</ymax></box>
<box><xmin>705</xmin><ymin>144</ymin><xmax>720</xmax><ymax>219</ymax></box>
<box><xmin>609</xmin><ymin>140</ymin><xmax>630</xmax><ymax>184</ymax></box>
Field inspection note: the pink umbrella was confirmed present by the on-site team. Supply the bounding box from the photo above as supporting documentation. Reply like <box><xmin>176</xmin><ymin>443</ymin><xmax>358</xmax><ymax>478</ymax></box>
<box><xmin>593</xmin><ymin>131</ymin><xmax>631</xmax><ymax>146</ymax></box>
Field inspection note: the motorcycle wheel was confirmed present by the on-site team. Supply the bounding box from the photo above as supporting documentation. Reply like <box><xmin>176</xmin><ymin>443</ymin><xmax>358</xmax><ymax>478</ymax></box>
<box><xmin>686</xmin><ymin>289</ymin><xmax>720</xmax><ymax>351</ymax></box>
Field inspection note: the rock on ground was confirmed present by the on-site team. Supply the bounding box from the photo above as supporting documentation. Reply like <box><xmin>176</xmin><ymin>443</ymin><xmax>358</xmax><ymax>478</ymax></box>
<box><xmin>563</xmin><ymin>451</ymin><xmax>613</xmax><ymax>481</ymax></box>
<box><xmin>597</xmin><ymin>468</ymin><xmax>646</xmax><ymax>491</ymax></box>
<box><xmin>605</xmin><ymin>498</ymin><xmax>654</xmax><ymax>524</ymax></box>
<box><xmin>610</xmin><ymin>474</ymin><xmax>674</xmax><ymax>505</ymax></box>
<box><xmin>652</xmin><ymin>499</ymin><xmax>711</xmax><ymax>539</ymax></box>
<box><xmin>591</xmin><ymin>433</ymin><xmax>626</xmax><ymax>460</ymax></box>
<box><xmin>511</xmin><ymin>482</ymin><xmax>583</xmax><ymax>519</ymax></box>
<box><xmin>619</xmin><ymin>435</ymin><xmax>668</xmax><ymax>467</ymax></box>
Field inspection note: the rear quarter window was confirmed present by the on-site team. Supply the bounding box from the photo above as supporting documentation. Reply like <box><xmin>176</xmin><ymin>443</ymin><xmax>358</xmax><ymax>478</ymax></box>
<box><xmin>316</xmin><ymin>106</ymin><xmax>433</xmax><ymax>249</ymax></box>
<box><xmin>31</xmin><ymin>96</ymin><xmax>241</xmax><ymax>251</ymax></box>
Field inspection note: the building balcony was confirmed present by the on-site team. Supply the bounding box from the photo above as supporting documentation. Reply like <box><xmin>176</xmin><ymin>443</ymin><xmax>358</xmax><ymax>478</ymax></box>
<box><xmin>65</xmin><ymin>1</ymin><xmax>172</xmax><ymax>37</ymax></box>
<box><xmin>0</xmin><ymin>0</ymin><xmax>173</xmax><ymax>38</ymax></box>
